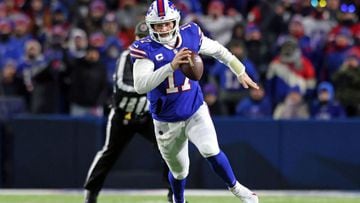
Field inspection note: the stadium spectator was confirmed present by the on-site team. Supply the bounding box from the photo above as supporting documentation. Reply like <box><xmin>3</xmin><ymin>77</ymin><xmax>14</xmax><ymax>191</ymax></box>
<box><xmin>0</xmin><ymin>3</ymin><xmax>7</xmax><ymax>18</ymax></box>
<box><xmin>184</xmin><ymin>0</ymin><xmax>243</xmax><ymax>45</ymax></box>
<box><xmin>0</xmin><ymin>59</ymin><xmax>25</xmax><ymax>97</ymax></box>
<box><xmin>202</xmin><ymin>83</ymin><xmax>223</xmax><ymax>116</ymax></box>
<box><xmin>244</xmin><ymin>23</ymin><xmax>270</xmax><ymax>79</ymax></box>
<box><xmin>235</xmin><ymin>85</ymin><xmax>272</xmax><ymax>119</ymax></box>
<box><xmin>26</xmin><ymin>0</ymin><xmax>52</xmax><ymax>43</ymax></box>
<box><xmin>68</xmin><ymin>46</ymin><xmax>107</xmax><ymax>117</ymax></box>
<box><xmin>230</xmin><ymin>22</ymin><xmax>246</xmax><ymax>42</ymax></box>
<box><xmin>332</xmin><ymin>53</ymin><xmax>360</xmax><ymax>117</ymax></box>
<box><xmin>286</xmin><ymin>15</ymin><xmax>313</xmax><ymax>61</ymax></box>
<box><xmin>323</xmin><ymin>27</ymin><xmax>355</xmax><ymax>80</ymax></box>
<box><xmin>326</xmin><ymin>0</ymin><xmax>341</xmax><ymax>21</ymax></box>
<box><xmin>44</xmin><ymin>25</ymin><xmax>68</xmax><ymax>52</ymax></box>
<box><xmin>10</xmin><ymin>13</ymin><xmax>32</xmax><ymax>62</ymax></box>
<box><xmin>102</xmin><ymin>12</ymin><xmax>124</xmax><ymax>83</ymax></box>
<box><xmin>0</xmin><ymin>17</ymin><xmax>19</xmax><ymax>65</ymax></box>
<box><xmin>266</xmin><ymin>37</ymin><xmax>316</xmax><ymax>106</ymax></box>
<box><xmin>116</xmin><ymin>0</ymin><xmax>148</xmax><ymax>47</ymax></box>
<box><xmin>67</xmin><ymin>28</ymin><xmax>88</xmax><ymax>60</ymax></box>
<box><xmin>302</xmin><ymin>5</ymin><xmax>336</xmax><ymax>47</ymax></box>
<box><xmin>19</xmin><ymin>40</ymin><xmax>58</xmax><ymax>114</ymax></box>
<box><xmin>1</xmin><ymin>0</ymin><xmax>22</xmax><ymax>15</ymax></box>
<box><xmin>273</xmin><ymin>86</ymin><xmax>310</xmax><ymax>120</ymax></box>
<box><xmin>82</xmin><ymin>0</ymin><xmax>107</xmax><ymax>34</ymax></box>
<box><xmin>310</xmin><ymin>81</ymin><xmax>346</xmax><ymax>119</ymax></box>
<box><xmin>43</xmin><ymin>25</ymin><xmax>70</xmax><ymax>113</ymax></box>
<box><xmin>248</xmin><ymin>0</ymin><xmax>289</xmax><ymax>47</ymax></box>
<box><xmin>88</xmin><ymin>31</ymin><xmax>106</xmax><ymax>52</ymax></box>
<box><xmin>50</xmin><ymin>2</ymin><xmax>69</xmax><ymax>27</ymax></box>
<box><xmin>327</xmin><ymin>1</ymin><xmax>360</xmax><ymax>42</ymax></box>
<box><xmin>173</xmin><ymin>0</ymin><xmax>203</xmax><ymax>16</ymax></box>
<box><xmin>301</xmin><ymin>6</ymin><xmax>336</xmax><ymax>73</ymax></box>
<box><xmin>209</xmin><ymin>39</ymin><xmax>259</xmax><ymax>115</ymax></box>
<box><xmin>71</xmin><ymin>0</ymin><xmax>92</xmax><ymax>31</ymax></box>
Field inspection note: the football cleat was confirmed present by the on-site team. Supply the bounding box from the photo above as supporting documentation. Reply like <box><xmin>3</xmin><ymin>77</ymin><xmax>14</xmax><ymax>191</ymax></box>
<box><xmin>229</xmin><ymin>181</ymin><xmax>259</xmax><ymax>203</ymax></box>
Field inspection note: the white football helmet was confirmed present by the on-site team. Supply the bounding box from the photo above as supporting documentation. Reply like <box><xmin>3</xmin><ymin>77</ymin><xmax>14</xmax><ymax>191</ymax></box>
<box><xmin>145</xmin><ymin>0</ymin><xmax>180</xmax><ymax>44</ymax></box>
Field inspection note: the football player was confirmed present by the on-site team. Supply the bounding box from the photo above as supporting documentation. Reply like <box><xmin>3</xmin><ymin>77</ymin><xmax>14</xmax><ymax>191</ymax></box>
<box><xmin>130</xmin><ymin>0</ymin><xmax>259</xmax><ymax>203</ymax></box>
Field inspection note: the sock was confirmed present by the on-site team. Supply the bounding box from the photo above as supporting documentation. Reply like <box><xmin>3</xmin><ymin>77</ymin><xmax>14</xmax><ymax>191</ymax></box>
<box><xmin>206</xmin><ymin>151</ymin><xmax>236</xmax><ymax>187</ymax></box>
<box><xmin>168</xmin><ymin>172</ymin><xmax>186</xmax><ymax>203</ymax></box>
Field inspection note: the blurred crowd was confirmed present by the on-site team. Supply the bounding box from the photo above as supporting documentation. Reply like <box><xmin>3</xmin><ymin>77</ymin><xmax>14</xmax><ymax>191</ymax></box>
<box><xmin>0</xmin><ymin>0</ymin><xmax>359</xmax><ymax>120</ymax></box>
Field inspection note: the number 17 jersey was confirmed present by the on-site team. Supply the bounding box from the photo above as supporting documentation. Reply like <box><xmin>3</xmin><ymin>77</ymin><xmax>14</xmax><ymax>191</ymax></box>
<box><xmin>130</xmin><ymin>22</ymin><xmax>204</xmax><ymax>122</ymax></box>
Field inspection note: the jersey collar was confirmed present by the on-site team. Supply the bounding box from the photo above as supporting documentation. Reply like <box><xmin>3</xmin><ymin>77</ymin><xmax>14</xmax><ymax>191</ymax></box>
<box><xmin>163</xmin><ymin>35</ymin><xmax>182</xmax><ymax>50</ymax></box>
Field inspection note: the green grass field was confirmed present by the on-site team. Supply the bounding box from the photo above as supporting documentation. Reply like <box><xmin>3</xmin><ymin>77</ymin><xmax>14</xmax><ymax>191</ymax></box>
<box><xmin>0</xmin><ymin>194</ymin><xmax>359</xmax><ymax>203</ymax></box>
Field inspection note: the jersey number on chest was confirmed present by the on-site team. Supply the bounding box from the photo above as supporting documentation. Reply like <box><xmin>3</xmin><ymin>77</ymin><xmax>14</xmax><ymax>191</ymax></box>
<box><xmin>166</xmin><ymin>74</ymin><xmax>191</xmax><ymax>94</ymax></box>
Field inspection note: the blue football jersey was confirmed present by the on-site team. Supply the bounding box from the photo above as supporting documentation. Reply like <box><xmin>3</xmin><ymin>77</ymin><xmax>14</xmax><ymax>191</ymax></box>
<box><xmin>130</xmin><ymin>22</ymin><xmax>204</xmax><ymax>122</ymax></box>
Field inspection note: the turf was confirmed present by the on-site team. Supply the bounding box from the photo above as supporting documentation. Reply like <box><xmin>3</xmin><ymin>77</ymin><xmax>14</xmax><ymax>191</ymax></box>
<box><xmin>0</xmin><ymin>194</ymin><xmax>359</xmax><ymax>203</ymax></box>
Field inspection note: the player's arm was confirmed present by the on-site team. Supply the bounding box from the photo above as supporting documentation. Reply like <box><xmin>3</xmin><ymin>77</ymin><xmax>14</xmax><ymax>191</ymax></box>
<box><xmin>133</xmin><ymin>58</ymin><xmax>174</xmax><ymax>94</ymax></box>
<box><xmin>133</xmin><ymin>48</ymin><xmax>192</xmax><ymax>94</ymax></box>
<box><xmin>199</xmin><ymin>36</ymin><xmax>259</xmax><ymax>89</ymax></box>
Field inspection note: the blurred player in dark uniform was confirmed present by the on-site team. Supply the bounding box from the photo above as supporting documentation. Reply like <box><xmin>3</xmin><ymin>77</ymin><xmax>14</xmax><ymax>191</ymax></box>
<box><xmin>83</xmin><ymin>21</ymin><xmax>172</xmax><ymax>203</ymax></box>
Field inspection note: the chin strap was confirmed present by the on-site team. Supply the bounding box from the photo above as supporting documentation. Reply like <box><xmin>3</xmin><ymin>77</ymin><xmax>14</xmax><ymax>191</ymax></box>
<box><xmin>228</xmin><ymin>57</ymin><xmax>246</xmax><ymax>76</ymax></box>
<box><xmin>167</xmin><ymin>35</ymin><xmax>178</xmax><ymax>46</ymax></box>
<box><xmin>158</xmin><ymin>30</ymin><xmax>178</xmax><ymax>45</ymax></box>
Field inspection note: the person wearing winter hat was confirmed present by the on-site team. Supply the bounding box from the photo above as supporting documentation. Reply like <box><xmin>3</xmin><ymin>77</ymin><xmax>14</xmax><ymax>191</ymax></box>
<box><xmin>310</xmin><ymin>81</ymin><xmax>346</xmax><ymax>119</ymax></box>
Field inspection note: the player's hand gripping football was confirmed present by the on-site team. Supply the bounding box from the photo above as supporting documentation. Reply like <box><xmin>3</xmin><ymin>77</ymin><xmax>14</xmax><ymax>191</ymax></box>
<box><xmin>237</xmin><ymin>72</ymin><xmax>259</xmax><ymax>89</ymax></box>
<box><xmin>170</xmin><ymin>48</ymin><xmax>192</xmax><ymax>70</ymax></box>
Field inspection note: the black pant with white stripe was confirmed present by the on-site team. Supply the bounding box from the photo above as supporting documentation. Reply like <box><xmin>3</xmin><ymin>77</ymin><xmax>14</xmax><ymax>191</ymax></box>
<box><xmin>84</xmin><ymin>108</ymin><xmax>169</xmax><ymax>194</ymax></box>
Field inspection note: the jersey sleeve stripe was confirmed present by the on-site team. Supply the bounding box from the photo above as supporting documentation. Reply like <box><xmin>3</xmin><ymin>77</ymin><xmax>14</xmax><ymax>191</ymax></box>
<box><xmin>130</xmin><ymin>46</ymin><xmax>147</xmax><ymax>56</ymax></box>
<box><xmin>130</xmin><ymin>50</ymin><xmax>147</xmax><ymax>58</ymax></box>
<box><xmin>130</xmin><ymin>53</ymin><xmax>146</xmax><ymax>59</ymax></box>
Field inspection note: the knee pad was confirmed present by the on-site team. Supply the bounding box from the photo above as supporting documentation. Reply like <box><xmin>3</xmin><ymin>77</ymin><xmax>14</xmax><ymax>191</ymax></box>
<box><xmin>171</xmin><ymin>170</ymin><xmax>189</xmax><ymax>180</ymax></box>
<box><xmin>169</xmin><ymin>162</ymin><xmax>189</xmax><ymax>179</ymax></box>
<box><xmin>199</xmin><ymin>143</ymin><xmax>220</xmax><ymax>158</ymax></box>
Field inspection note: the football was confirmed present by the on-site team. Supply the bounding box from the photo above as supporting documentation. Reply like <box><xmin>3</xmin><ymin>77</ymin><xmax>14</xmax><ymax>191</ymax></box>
<box><xmin>179</xmin><ymin>51</ymin><xmax>204</xmax><ymax>81</ymax></box>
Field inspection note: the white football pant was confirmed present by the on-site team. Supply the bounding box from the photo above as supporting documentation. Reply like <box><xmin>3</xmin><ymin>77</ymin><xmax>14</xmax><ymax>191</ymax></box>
<box><xmin>153</xmin><ymin>103</ymin><xmax>220</xmax><ymax>179</ymax></box>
